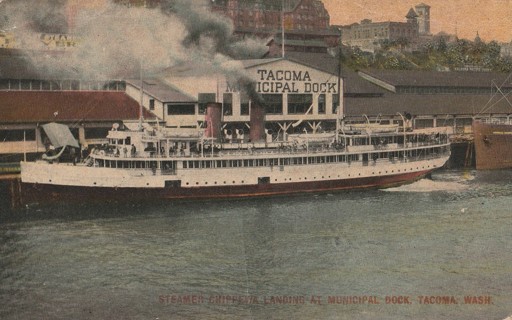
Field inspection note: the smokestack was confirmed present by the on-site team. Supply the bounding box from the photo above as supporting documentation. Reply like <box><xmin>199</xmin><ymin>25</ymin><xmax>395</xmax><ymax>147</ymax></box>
<box><xmin>204</xmin><ymin>102</ymin><xmax>222</xmax><ymax>140</ymax></box>
<box><xmin>250</xmin><ymin>102</ymin><xmax>265</xmax><ymax>142</ymax></box>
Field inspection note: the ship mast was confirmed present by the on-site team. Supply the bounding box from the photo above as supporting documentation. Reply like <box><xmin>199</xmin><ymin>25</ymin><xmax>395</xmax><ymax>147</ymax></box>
<box><xmin>281</xmin><ymin>0</ymin><xmax>285</xmax><ymax>58</ymax></box>
<box><xmin>138</xmin><ymin>59</ymin><xmax>144</xmax><ymax>131</ymax></box>
<box><xmin>336</xmin><ymin>28</ymin><xmax>342</xmax><ymax>142</ymax></box>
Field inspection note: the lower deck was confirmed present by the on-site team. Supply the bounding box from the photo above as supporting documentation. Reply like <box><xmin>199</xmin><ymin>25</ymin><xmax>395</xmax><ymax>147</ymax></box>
<box><xmin>19</xmin><ymin>168</ymin><xmax>433</xmax><ymax>207</ymax></box>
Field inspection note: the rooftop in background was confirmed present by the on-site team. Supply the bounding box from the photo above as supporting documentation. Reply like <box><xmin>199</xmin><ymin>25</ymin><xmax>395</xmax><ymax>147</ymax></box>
<box><xmin>268</xmin><ymin>38</ymin><xmax>328</xmax><ymax>49</ymax></box>
<box><xmin>358</xmin><ymin>70</ymin><xmax>512</xmax><ymax>97</ymax></box>
<box><xmin>163</xmin><ymin>58</ymin><xmax>281</xmax><ymax>77</ymax></box>
<box><xmin>0</xmin><ymin>47</ymin><xmax>140</xmax><ymax>80</ymax></box>
<box><xmin>284</xmin><ymin>52</ymin><xmax>387</xmax><ymax>96</ymax></box>
<box><xmin>0</xmin><ymin>91</ymin><xmax>153</xmax><ymax>123</ymax></box>
<box><xmin>125</xmin><ymin>78</ymin><xmax>196</xmax><ymax>103</ymax></box>
<box><xmin>345</xmin><ymin>93</ymin><xmax>511</xmax><ymax>117</ymax></box>
<box><xmin>360</xmin><ymin>69</ymin><xmax>512</xmax><ymax>89</ymax></box>
<box><xmin>0</xmin><ymin>50</ymin><xmax>42</xmax><ymax>79</ymax></box>
<box><xmin>212</xmin><ymin>0</ymin><xmax>302</xmax><ymax>11</ymax></box>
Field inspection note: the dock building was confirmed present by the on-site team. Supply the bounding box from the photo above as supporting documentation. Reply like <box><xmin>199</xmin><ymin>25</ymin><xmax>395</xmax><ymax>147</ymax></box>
<box><xmin>127</xmin><ymin>52</ymin><xmax>512</xmax><ymax>137</ymax></box>
<box><xmin>2</xmin><ymin>50</ymin><xmax>511</xmax><ymax>170</ymax></box>
<box><xmin>125</xmin><ymin>58</ymin><xmax>344</xmax><ymax>141</ymax></box>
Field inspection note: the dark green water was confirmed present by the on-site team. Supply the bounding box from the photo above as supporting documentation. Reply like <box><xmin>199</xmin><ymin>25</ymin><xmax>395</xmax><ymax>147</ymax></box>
<box><xmin>1</xmin><ymin>170</ymin><xmax>511</xmax><ymax>320</ymax></box>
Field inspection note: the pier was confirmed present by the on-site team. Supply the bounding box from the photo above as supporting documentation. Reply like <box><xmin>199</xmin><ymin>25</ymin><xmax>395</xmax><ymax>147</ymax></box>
<box><xmin>0</xmin><ymin>174</ymin><xmax>21</xmax><ymax>209</ymax></box>
<box><xmin>447</xmin><ymin>136</ymin><xmax>475</xmax><ymax>169</ymax></box>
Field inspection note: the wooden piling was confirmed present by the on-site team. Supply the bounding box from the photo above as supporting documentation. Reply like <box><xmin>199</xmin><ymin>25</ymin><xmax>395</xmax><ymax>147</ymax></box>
<box><xmin>0</xmin><ymin>174</ymin><xmax>22</xmax><ymax>209</ymax></box>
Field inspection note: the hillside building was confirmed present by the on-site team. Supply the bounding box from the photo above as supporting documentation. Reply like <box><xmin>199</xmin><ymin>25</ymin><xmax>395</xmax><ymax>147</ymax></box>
<box><xmin>211</xmin><ymin>0</ymin><xmax>330</xmax><ymax>34</ymax></box>
<box><xmin>414</xmin><ymin>3</ymin><xmax>431</xmax><ymax>35</ymax></box>
<box><xmin>339</xmin><ymin>3</ymin><xmax>431</xmax><ymax>53</ymax></box>
<box><xmin>212</xmin><ymin>0</ymin><xmax>339</xmax><ymax>56</ymax></box>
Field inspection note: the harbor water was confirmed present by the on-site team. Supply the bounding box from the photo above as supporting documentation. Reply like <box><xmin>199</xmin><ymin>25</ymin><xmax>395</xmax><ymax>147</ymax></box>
<box><xmin>1</xmin><ymin>169</ymin><xmax>511</xmax><ymax>320</ymax></box>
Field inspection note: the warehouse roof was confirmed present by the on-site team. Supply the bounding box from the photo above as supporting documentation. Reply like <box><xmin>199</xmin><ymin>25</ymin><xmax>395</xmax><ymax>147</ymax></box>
<box><xmin>126</xmin><ymin>78</ymin><xmax>196</xmax><ymax>103</ymax></box>
<box><xmin>345</xmin><ymin>93</ymin><xmax>512</xmax><ymax>117</ymax></box>
<box><xmin>0</xmin><ymin>91</ymin><xmax>153</xmax><ymax>123</ymax></box>
<box><xmin>285</xmin><ymin>52</ymin><xmax>387</xmax><ymax>96</ymax></box>
<box><xmin>359</xmin><ymin>69</ymin><xmax>512</xmax><ymax>89</ymax></box>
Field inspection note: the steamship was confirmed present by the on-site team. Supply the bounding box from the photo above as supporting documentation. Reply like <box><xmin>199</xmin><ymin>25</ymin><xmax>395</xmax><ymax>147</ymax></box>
<box><xmin>19</xmin><ymin>102</ymin><xmax>451</xmax><ymax>206</ymax></box>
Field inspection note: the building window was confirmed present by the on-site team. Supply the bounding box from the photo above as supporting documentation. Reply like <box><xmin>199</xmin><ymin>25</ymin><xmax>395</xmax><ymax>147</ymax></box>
<box><xmin>318</xmin><ymin>94</ymin><xmax>326</xmax><ymax>114</ymax></box>
<box><xmin>415</xmin><ymin>119</ymin><xmax>434</xmax><ymax>129</ymax></box>
<box><xmin>0</xmin><ymin>129</ymin><xmax>36</xmax><ymax>141</ymax></box>
<box><xmin>288</xmin><ymin>94</ymin><xmax>312</xmax><ymax>114</ymax></box>
<box><xmin>223</xmin><ymin>93</ymin><xmax>233</xmax><ymax>116</ymax></box>
<box><xmin>262</xmin><ymin>94</ymin><xmax>283</xmax><ymax>114</ymax></box>
<box><xmin>149</xmin><ymin>99</ymin><xmax>155</xmax><ymax>111</ymax></box>
<box><xmin>84</xmin><ymin>127</ymin><xmax>110</xmax><ymax>139</ymax></box>
<box><xmin>332</xmin><ymin>94</ymin><xmax>339</xmax><ymax>114</ymax></box>
<box><xmin>167</xmin><ymin>104</ymin><xmax>195</xmax><ymax>115</ymax></box>
<box><xmin>198</xmin><ymin>93</ymin><xmax>216</xmax><ymax>114</ymax></box>
<box><xmin>241</xmin><ymin>92</ymin><xmax>250</xmax><ymax>116</ymax></box>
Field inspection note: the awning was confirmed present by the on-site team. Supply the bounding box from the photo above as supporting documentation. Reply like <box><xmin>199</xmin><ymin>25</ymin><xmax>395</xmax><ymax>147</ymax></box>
<box><xmin>42</xmin><ymin>122</ymin><xmax>80</xmax><ymax>149</ymax></box>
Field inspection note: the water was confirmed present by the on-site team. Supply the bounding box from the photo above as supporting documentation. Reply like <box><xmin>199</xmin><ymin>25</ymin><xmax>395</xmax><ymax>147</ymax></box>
<box><xmin>1</xmin><ymin>170</ymin><xmax>511</xmax><ymax>320</ymax></box>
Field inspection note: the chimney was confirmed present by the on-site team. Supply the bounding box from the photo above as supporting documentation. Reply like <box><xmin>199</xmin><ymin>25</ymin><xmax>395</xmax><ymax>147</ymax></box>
<box><xmin>249</xmin><ymin>103</ymin><xmax>265</xmax><ymax>142</ymax></box>
<box><xmin>204</xmin><ymin>102</ymin><xmax>222</xmax><ymax>140</ymax></box>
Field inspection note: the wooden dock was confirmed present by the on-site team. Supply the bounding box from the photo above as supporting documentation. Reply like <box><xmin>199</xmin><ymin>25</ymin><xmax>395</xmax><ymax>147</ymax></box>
<box><xmin>0</xmin><ymin>174</ymin><xmax>22</xmax><ymax>209</ymax></box>
<box><xmin>0</xmin><ymin>174</ymin><xmax>20</xmax><ymax>181</ymax></box>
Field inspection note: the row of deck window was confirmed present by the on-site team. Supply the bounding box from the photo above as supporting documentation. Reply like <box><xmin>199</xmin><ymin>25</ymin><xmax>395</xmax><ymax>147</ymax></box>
<box><xmin>182</xmin><ymin>155</ymin><xmax>360</xmax><ymax>169</ymax></box>
<box><xmin>95</xmin><ymin>146</ymin><xmax>447</xmax><ymax>170</ymax></box>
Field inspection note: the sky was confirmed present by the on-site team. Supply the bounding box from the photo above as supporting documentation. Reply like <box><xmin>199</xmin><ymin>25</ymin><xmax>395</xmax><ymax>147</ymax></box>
<box><xmin>323</xmin><ymin>0</ymin><xmax>512</xmax><ymax>42</ymax></box>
